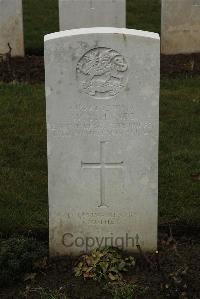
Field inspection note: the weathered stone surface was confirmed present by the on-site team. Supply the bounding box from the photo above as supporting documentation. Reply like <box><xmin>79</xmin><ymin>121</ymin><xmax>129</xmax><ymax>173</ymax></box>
<box><xmin>161</xmin><ymin>0</ymin><xmax>200</xmax><ymax>54</ymax></box>
<box><xmin>45</xmin><ymin>28</ymin><xmax>160</xmax><ymax>256</ymax></box>
<box><xmin>59</xmin><ymin>0</ymin><xmax>126</xmax><ymax>30</ymax></box>
<box><xmin>0</xmin><ymin>0</ymin><xmax>24</xmax><ymax>57</ymax></box>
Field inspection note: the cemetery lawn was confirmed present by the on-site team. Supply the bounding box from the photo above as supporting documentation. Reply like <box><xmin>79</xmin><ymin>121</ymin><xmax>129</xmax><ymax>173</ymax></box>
<box><xmin>0</xmin><ymin>84</ymin><xmax>48</xmax><ymax>235</ymax></box>
<box><xmin>23</xmin><ymin>0</ymin><xmax>59</xmax><ymax>54</ymax></box>
<box><xmin>23</xmin><ymin>0</ymin><xmax>160</xmax><ymax>54</ymax></box>
<box><xmin>0</xmin><ymin>77</ymin><xmax>199</xmax><ymax>236</ymax></box>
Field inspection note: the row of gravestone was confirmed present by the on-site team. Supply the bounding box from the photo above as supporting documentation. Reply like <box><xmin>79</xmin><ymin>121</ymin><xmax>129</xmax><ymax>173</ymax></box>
<box><xmin>0</xmin><ymin>0</ymin><xmax>200</xmax><ymax>57</ymax></box>
<box><xmin>0</xmin><ymin>1</ymin><xmax>196</xmax><ymax>257</ymax></box>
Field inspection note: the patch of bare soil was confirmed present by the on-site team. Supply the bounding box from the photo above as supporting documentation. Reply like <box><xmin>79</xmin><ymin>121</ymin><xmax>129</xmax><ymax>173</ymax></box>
<box><xmin>1</xmin><ymin>54</ymin><xmax>200</xmax><ymax>84</ymax></box>
<box><xmin>161</xmin><ymin>53</ymin><xmax>200</xmax><ymax>78</ymax></box>
<box><xmin>0</xmin><ymin>56</ymin><xmax>44</xmax><ymax>83</ymax></box>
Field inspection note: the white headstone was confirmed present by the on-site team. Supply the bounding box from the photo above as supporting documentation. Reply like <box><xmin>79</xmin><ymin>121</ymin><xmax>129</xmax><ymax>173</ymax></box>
<box><xmin>161</xmin><ymin>0</ymin><xmax>200</xmax><ymax>54</ymax></box>
<box><xmin>45</xmin><ymin>27</ymin><xmax>160</xmax><ymax>256</ymax></box>
<box><xmin>0</xmin><ymin>0</ymin><xmax>24</xmax><ymax>57</ymax></box>
<box><xmin>59</xmin><ymin>0</ymin><xmax>126</xmax><ymax>30</ymax></box>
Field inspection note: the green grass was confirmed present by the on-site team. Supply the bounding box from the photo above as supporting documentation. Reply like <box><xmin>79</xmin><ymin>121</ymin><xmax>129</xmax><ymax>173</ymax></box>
<box><xmin>0</xmin><ymin>78</ymin><xmax>199</xmax><ymax>235</ymax></box>
<box><xmin>22</xmin><ymin>0</ymin><xmax>161</xmax><ymax>54</ymax></box>
<box><xmin>23</xmin><ymin>0</ymin><xmax>59</xmax><ymax>54</ymax></box>
<box><xmin>127</xmin><ymin>0</ymin><xmax>161</xmax><ymax>33</ymax></box>
<box><xmin>159</xmin><ymin>78</ymin><xmax>200</xmax><ymax>225</ymax></box>
<box><xmin>0</xmin><ymin>84</ymin><xmax>48</xmax><ymax>234</ymax></box>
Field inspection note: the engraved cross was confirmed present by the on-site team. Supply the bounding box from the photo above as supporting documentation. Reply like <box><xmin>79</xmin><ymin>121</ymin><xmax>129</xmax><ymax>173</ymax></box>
<box><xmin>81</xmin><ymin>141</ymin><xmax>124</xmax><ymax>208</ymax></box>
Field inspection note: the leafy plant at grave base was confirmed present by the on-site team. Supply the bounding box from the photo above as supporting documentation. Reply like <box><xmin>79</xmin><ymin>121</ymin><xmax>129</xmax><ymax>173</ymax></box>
<box><xmin>105</xmin><ymin>282</ymin><xmax>149</xmax><ymax>299</ymax></box>
<box><xmin>0</xmin><ymin>236</ymin><xmax>47</xmax><ymax>287</ymax></box>
<box><xmin>74</xmin><ymin>247</ymin><xmax>135</xmax><ymax>282</ymax></box>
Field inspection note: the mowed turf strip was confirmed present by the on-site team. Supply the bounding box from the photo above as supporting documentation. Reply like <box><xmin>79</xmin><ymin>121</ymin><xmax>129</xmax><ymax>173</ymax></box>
<box><xmin>0</xmin><ymin>84</ymin><xmax>48</xmax><ymax>234</ymax></box>
<box><xmin>0</xmin><ymin>78</ymin><xmax>199</xmax><ymax>235</ymax></box>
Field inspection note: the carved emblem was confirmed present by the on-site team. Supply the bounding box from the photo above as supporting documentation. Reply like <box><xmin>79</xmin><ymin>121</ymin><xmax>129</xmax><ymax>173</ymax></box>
<box><xmin>76</xmin><ymin>47</ymin><xmax>128</xmax><ymax>99</ymax></box>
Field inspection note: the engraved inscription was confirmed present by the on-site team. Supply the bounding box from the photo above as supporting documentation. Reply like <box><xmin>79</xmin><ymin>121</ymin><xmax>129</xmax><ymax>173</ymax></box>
<box><xmin>66</xmin><ymin>210</ymin><xmax>136</xmax><ymax>225</ymax></box>
<box><xmin>47</xmin><ymin>103</ymin><xmax>153</xmax><ymax>137</ymax></box>
<box><xmin>76</xmin><ymin>47</ymin><xmax>128</xmax><ymax>99</ymax></box>
<box><xmin>66</xmin><ymin>211</ymin><xmax>136</xmax><ymax>219</ymax></box>
<box><xmin>81</xmin><ymin>141</ymin><xmax>123</xmax><ymax>207</ymax></box>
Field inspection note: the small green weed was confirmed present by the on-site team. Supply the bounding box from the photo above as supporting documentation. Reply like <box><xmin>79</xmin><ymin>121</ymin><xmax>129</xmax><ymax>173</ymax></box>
<box><xmin>74</xmin><ymin>247</ymin><xmax>135</xmax><ymax>282</ymax></box>
<box><xmin>26</xmin><ymin>287</ymin><xmax>69</xmax><ymax>299</ymax></box>
<box><xmin>106</xmin><ymin>282</ymin><xmax>149</xmax><ymax>299</ymax></box>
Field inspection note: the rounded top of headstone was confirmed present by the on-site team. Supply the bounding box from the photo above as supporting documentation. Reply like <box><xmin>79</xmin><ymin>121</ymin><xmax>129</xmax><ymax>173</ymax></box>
<box><xmin>44</xmin><ymin>27</ymin><xmax>160</xmax><ymax>43</ymax></box>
